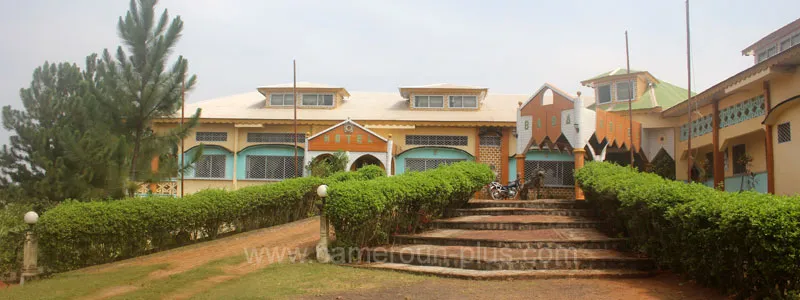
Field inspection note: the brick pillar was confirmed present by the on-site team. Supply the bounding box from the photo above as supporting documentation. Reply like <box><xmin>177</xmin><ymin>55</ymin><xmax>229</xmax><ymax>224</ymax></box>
<box><xmin>573</xmin><ymin>148</ymin><xmax>586</xmax><ymax>200</ymax></box>
<box><xmin>764</xmin><ymin>81</ymin><xmax>775</xmax><ymax>194</ymax></box>
<box><xmin>500</xmin><ymin>128</ymin><xmax>511</xmax><ymax>183</ymax></box>
<box><xmin>515</xmin><ymin>154</ymin><xmax>525</xmax><ymax>181</ymax></box>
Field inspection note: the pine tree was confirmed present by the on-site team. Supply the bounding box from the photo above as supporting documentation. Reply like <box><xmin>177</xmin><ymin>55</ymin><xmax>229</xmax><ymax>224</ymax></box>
<box><xmin>94</xmin><ymin>0</ymin><xmax>200</xmax><ymax>195</ymax></box>
<box><xmin>0</xmin><ymin>59</ymin><xmax>127</xmax><ymax>205</ymax></box>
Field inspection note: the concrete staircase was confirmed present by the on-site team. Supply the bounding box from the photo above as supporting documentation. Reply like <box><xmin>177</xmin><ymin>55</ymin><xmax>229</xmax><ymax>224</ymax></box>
<box><xmin>359</xmin><ymin>199</ymin><xmax>654</xmax><ymax>279</ymax></box>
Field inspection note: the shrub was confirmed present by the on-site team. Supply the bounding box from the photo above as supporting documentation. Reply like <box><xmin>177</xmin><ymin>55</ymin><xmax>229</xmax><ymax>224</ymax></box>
<box><xmin>37</xmin><ymin>168</ymin><xmax>383</xmax><ymax>272</ymax></box>
<box><xmin>325</xmin><ymin>161</ymin><xmax>493</xmax><ymax>252</ymax></box>
<box><xmin>576</xmin><ymin>162</ymin><xmax>800</xmax><ymax>298</ymax></box>
<box><xmin>0</xmin><ymin>203</ymin><xmax>32</xmax><ymax>279</ymax></box>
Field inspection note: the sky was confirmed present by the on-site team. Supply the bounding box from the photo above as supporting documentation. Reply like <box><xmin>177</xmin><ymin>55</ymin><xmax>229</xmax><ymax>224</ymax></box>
<box><xmin>0</xmin><ymin>0</ymin><xmax>798</xmax><ymax>145</ymax></box>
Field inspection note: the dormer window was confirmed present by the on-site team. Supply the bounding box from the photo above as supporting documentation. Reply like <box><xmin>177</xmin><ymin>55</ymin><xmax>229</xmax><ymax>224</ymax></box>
<box><xmin>449</xmin><ymin>95</ymin><xmax>478</xmax><ymax>108</ymax></box>
<box><xmin>301</xmin><ymin>94</ymin><xmax>334</xmax><ymax>107</ymax></box>
<box><xmin>616</xmin><ymin>81</ymin><xmax>634</xmax><ymax>101</ymax></box>
<box><xmin>414</xmin><ymin>95</ymin><xmax>444</xmax><ymax>108</ymax></box>
<box><xmin>270</xmin><ymin>93</ymin><xmax>294</xmax><ymax>106</ymax></box>
<box><xmin>597</xmin><ymin>84</ymin><xmax>612</xmax><ymax>104</ymax></box>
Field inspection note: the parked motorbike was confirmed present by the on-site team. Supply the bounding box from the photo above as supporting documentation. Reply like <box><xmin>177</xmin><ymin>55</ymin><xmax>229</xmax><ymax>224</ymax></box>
<box><xmin>488</xmin><ymin>178</ymin><xmax>524</xmax><ymax>200</ymax></box>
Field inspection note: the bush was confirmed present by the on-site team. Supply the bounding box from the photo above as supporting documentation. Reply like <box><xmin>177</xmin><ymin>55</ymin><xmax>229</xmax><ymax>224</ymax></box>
<box><xmin>576</xmin><ymin>162</ymin><xmax>800</xmax><ymax>298</ymax></box>
<box><xmin>37</xmin><ymin>167</ymin><xmax>384</xmax><ymax>272</ymax></box>
<box><xmin>0</xmin><ymin>203</ymin><xmax>32</xmax><ymax>278</ymax></box>
<box><xmin>325</xmin><ymin>161</ymin><xmax>493</xmax><ymax>252</ymax></box>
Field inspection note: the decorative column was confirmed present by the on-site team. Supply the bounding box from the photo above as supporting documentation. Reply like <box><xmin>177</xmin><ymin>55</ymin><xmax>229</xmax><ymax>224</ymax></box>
<box><xmin>386</xmin><ymin>134</ymin><xmax>394</xmax><ymax>177</ymax></box>
<box><xmin>763</xmin><ymin>81</ymin><xmax>775</xmax><ymax>194</ymax></box>
<box><xmin>712</xmin><ymin>100</ymin><xmax>724</xmax><ymax>189</ymax></box>
<box><xmin>573</xmin><ymin>91</ymin><xmax>586</xmax><ymax>200</ymax></box>
<box><xmin>573</xmin><ymin>148</ymin><xmax>586</xmax><ymax>200</ymax></box>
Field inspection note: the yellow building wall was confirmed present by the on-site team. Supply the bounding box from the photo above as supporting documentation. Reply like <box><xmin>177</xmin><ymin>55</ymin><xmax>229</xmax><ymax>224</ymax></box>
<box><xmin>769</xmin><ymin>70</ymin><xmax>800</xmax><ymax>108</ymax></box>
<box><xmin>771</xmin><ymin>106</ymin><xmax>800</xmax><ymax>195</ymax></box>
<box><xmin>376</xmin><ymin>126</ymin><xmax>478</xmax><ymax>156</ymax></box>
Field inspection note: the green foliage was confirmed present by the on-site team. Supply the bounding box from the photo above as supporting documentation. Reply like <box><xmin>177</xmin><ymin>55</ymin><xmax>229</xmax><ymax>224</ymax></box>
<box><xmin>93</xmin><ymin>0</ymin><xmax>200</xmax><ymax>194</ymax></box>
<box><xmin>576</xmin><ymin>162</ymin><xmax>800</xmax><ymax>298</ymax></box>
<box><xmin>36</xmin><ymin>170</ymin><xmax>377</xmax><ymax>272</ymax></box>
<box><xmin>646</xmin><ymin>149</ymin><xmax>676</xmax><ymax>180</ymax></box>
<box><xmin>325</xmin><ymin>162</ymin><xmax>493</xmax><ymax>252</ymax></box>
<box><xmin>0</xmin><ymin>61</ymin><xmax>130</xmax><ymax>204</ymax></box>
<box><xmin>307</xmin><ymin>151</ymin><xmax>349</xmax><ymax>177</ymax></box>
<box><xmin>0</xmin><ymin>203</ymin><xmax>32</xmax><ymax>278</ymax></box>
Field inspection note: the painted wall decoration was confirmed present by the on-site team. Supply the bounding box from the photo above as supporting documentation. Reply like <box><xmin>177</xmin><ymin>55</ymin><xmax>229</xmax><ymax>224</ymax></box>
<box><xmin>594</xmin><ymin>109</ymin><xmax>642</xmax><ymax>151</ymax></box>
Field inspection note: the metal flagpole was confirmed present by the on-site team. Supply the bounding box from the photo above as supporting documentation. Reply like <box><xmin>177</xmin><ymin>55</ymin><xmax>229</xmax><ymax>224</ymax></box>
<box><xmin>685</xmin><ymin>0</ymin><xmax>693</xmax><ymax>182</ymax></box>
<box><xmin>625</xmin><ymin>31</ymin><xmax>634</xmax><ymax>168</ymax></box>
<box><xmin>180</xmin><ymin>80</ymin><xmax>185</xmax><ymax>198</ymax></box>
<box><xmin>293</xmin><ymin>60</ymin><xmax>298</xmax><ymax>177</ymax></box>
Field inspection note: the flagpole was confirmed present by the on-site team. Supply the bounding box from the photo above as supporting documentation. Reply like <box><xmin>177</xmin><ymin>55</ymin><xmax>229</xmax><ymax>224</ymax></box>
<box><xmin>293</xmin><ymin>60</ymin><xmax>298</xmax><ymax>177</ymax></box>
<box><xmin>685</xmin><ymin>0</ymin><xmax>693</xmax><ymax>182</ymax></box>
<box><xmin>180</xmin><ymin>80</ymin><xmax>185</xmax><ymax>198</ymax></box>
<box><xmin>625</xmin><ymin>31</ymin><xmax>634</xmax><ymax>168</ymax></box>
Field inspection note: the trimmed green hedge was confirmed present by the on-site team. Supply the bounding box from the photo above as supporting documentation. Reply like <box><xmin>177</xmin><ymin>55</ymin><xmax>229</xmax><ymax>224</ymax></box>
<box><xmin>326</xmin><ymin>161</ymin><xmax>493</xmax><ymax>250</ymax></box>
<box><xmin>37</xmin><ymin>167</ymin><xmax>384</xmax><ymax>272</ymax></box>
<box><xmin>576</xmin><ymin>162</ymin><xmax>800</xmax><ymax>298</ymax></box>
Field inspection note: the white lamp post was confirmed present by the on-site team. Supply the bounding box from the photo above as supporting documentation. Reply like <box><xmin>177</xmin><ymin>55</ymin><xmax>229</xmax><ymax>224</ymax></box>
<box><xmin>316</xmin><ymin>185</ymin><xmax>331</xmax><ymax>263</ymax></box>
<box><xmin>21</xmin><ymin>211</ymin><xmax>39</xmax><ymax>285</ymax></box>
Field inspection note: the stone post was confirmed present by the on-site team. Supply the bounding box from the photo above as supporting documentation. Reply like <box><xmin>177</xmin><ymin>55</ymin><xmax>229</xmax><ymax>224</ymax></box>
<box><xmin>316</xmin><ymin>185</ymin><xmax>331</xmax><ymax>263</ymax></box>
<box><xmin>20</xmin><ymin>230</ymin><xmax>39</xmax><ymax>285</ymax></box>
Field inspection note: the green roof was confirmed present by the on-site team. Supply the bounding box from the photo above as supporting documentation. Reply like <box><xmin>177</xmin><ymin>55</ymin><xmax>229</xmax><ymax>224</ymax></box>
<box><xmin>587</xmin><ymin>80</ymin><xmax>694</xmax><ymax>112</ymax></box>
<box><xmin>583</xmin><ymin>68</ymin><xmax>644</xmax><ymax>82</ymax></box>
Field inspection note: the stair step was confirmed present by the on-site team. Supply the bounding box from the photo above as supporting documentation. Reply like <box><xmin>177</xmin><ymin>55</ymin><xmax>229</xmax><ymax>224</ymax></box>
<box><xmin>432</xmin><ymin>215</ymin><xmax>603</xmax><ymax>230</ymax></box>
<box><xmin>468</xmin><ymin>199</ymin><xmax>589</xmax><ymax>209</ymax></box>
<box><xmin>394</xmin><ymin>229</ymin><xmax>626</xmax><ymax>250</ymax></box>
<box><xmin>451</xmin><ymin>207</ymin><xmax>595</xmax><ymax>217</ymax></box>
<box><xmin>367</xmin><ymin>245</ymin><xmax>653</xmax><ymax>271</ymax></box>
<box><xmin>352</xmin><ymin>263</ymin><xmax>655</xmax><ymax>280</ymax></box>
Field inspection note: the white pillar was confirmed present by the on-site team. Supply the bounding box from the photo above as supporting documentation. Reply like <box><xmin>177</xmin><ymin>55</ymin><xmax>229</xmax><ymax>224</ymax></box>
<box><xmin>303</xmin><ymin>133</ymin><xmax>310</xmax><ymax>176</ymax></box>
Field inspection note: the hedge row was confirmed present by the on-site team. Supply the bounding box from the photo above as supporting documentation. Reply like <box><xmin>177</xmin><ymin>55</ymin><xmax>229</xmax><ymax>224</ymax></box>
<box><xmin>37</xmin><ymin>165</ymin><xmax>385</xmax><ymax>272</ymax></box>
<box><xmin>576</xmin><ymin>162</ymin><xmax>800</xmax><ymax>298</ymax></box>
<box><xmin>326</xmin><ymin>161</ymin><xmax>493</xmax><ymax>251</ymax></box>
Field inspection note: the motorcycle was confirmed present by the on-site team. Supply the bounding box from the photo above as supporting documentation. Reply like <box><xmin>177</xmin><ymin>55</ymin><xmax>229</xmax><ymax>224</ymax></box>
<box><xmin>488</xmin><ymin>177</ymin><xmax>525</xmax><ymax>200</ymax></box>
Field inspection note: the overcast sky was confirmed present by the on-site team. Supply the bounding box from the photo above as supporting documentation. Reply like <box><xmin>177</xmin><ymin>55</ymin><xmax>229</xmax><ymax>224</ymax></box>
<box><xmin>1</xmin><ymin>0</ymin><xmax>798</xmax><ymax>145</ymax></box>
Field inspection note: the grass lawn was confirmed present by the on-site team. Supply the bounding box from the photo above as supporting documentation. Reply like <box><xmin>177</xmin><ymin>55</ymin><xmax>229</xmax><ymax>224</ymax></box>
<box><xmin>0</xmin><ymin>264</ymin><xmax>168</xmax><ymax>300</ymax></box>
<box><xmin>193</xmin><ymin>263</ymin><xmax>425</xmax><ymax>299</ymax></box>
<box><xmin>0</xmin><ymin>260</ymin><xmax>724</xmax><ymax>300</ymax></box>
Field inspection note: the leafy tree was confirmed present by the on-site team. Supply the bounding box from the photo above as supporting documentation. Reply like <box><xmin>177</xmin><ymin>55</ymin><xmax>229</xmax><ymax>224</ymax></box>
<box><xmin>94</xmin><ymin>0</ymin><xmax>200</xmax><ymax>195</ymax></box>
<box><xmin>307</xmin><ymin>151</ymin><xmax>349</xmax><ymax>177</ymax></box>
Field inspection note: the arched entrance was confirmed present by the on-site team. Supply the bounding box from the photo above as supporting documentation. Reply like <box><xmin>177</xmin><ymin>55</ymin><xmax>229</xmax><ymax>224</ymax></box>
<box><xmin>350</xmin><ymin>154</ymin><xmax>385</xmax><ymax>171</ymax></box>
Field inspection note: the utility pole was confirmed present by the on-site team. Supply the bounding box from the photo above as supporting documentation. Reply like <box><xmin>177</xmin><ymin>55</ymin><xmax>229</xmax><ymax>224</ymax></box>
<box><xmin>180</xmin><ymin>80</ymin><xmax>185</xmax><ymax>197</ymax></box>
<box><xmin>625</xmin><ymin>31</ymin><xmax>634</xmax><ymax>168</ymax></box>
<box><xmin>293</xmin><ymin>60</ymin><xmax>299</xmax><ymax>177</ymax></box>
<box><xmin>685</xmin><ymin>0</ymin><xmax>693</xmax><ymax>182</ymax></box>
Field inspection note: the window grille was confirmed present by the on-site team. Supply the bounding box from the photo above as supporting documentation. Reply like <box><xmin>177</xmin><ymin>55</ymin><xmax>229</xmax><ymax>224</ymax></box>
<box><xmin>247</xmin><ymin>133</ymin><xmax>306</xmax><ymax>143</ymax></box>
<box><xmin>778</xmin><ymin>122</ymin><xmax>791</xmax><ymax>144</ymax></box>
<box><xmin>196</xmin><ymin>132</ymin><xmax>228</xmax><ymax>142</ymax></box>
<box><xmin>479</xmin><ymin>136</ymin><xmax>501</xmax><ymax>147</ymax></box>
<box><xmin>406</xmin><ymin>135</ymin><xmax>468</xmax><ymax>146</ymax></box>
<box><xmin>405</xmin><ymin>158</ymin><xmax>465</xmax><ymax>172</ymax></box>
<box><xmin>616</xmin><ymin>81</ymin><xmax>634</xmax><ymax>101</ymax></box>
<box><xmin>523</xmin><ymin>160</ymin><xmax>575</xmax><ymax>187</ymax></box>
<box><xmin>195</xmin><ymin>155</ymin><xmax>226</xmax><ymax>178</ymax></box>
<box><xmin>269</xmin><ymin>93</ymin><xmax>294</xmax><ymax>106</ymax></box>
<box><xmin>246</xmin><ymin>155</ymin><xmax>300</xmax><ymax>180</ymax></box>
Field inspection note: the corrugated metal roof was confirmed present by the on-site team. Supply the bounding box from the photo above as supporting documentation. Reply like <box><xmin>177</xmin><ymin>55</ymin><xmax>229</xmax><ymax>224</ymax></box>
<box><xmin>179</xmin><ymin>90</ymin><xmax>528</xmax><ymax>123</ymax></box>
